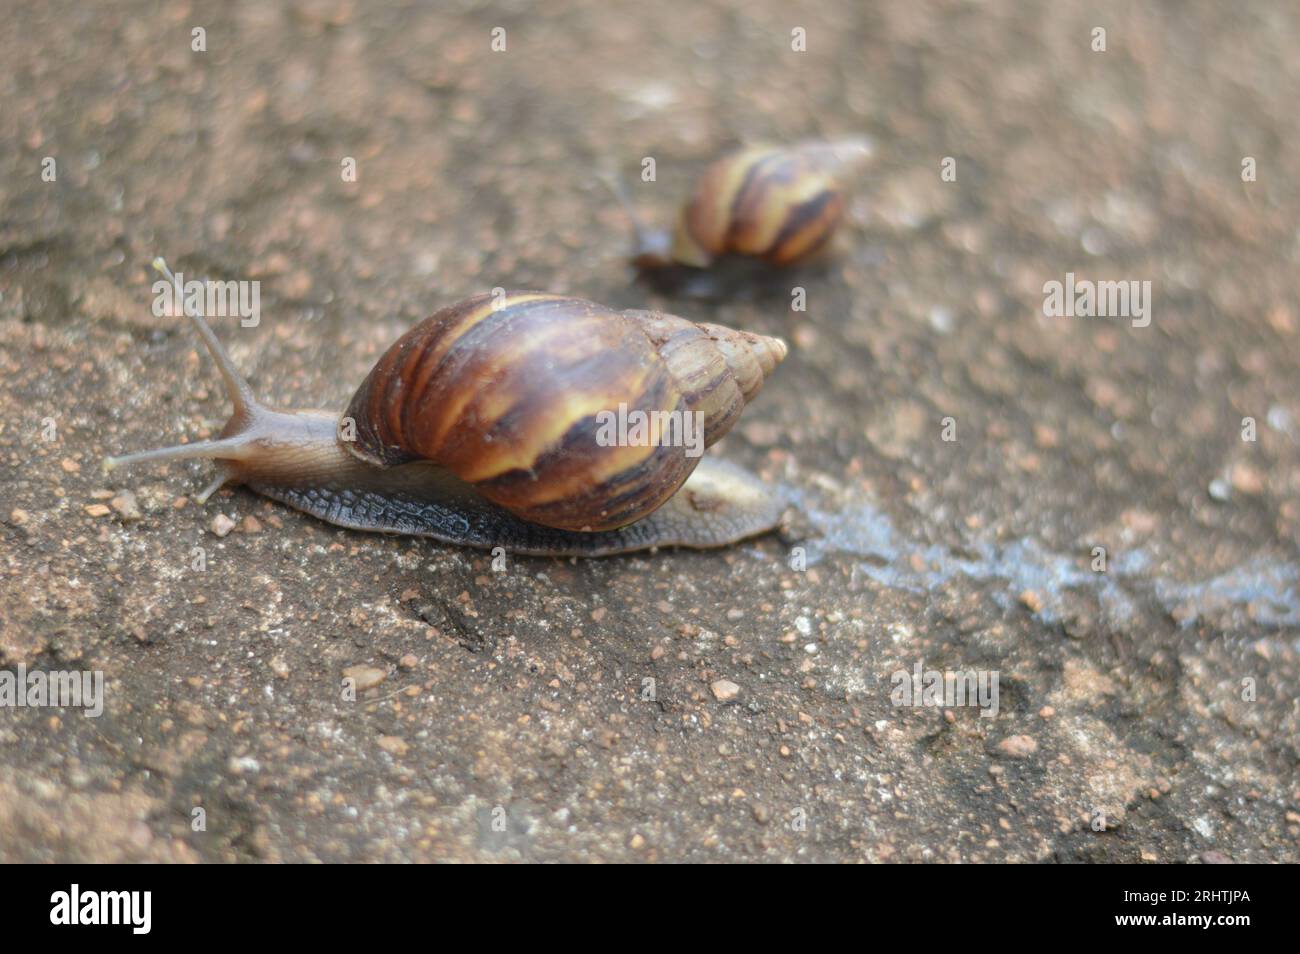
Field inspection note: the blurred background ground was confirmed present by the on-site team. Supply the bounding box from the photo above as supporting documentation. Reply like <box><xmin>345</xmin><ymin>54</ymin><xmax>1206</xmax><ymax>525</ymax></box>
<box><xmin>0</xmin><ymin>0</ymin><xmax>1297</xmax><ymax>862</ymax></box>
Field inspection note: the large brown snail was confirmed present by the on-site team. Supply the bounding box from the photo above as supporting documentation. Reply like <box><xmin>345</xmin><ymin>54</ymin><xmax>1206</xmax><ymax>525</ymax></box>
<box><xmin>610</xmin><ymin>138</ymin><xmax>873</xmax><ymax>296</ymax></box>
<box><xmin>104</xmin><ymin>260</ymin><xmax>788</xmax><ymax>557</ymax></box>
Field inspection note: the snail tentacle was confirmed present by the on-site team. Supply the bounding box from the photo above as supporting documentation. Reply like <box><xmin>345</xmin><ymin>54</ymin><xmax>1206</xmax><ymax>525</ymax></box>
<box><xmin>152</xmin><ymin>257</ymin><xmax>256</xmax><ymax>416</ymax></box>
<box><xmin>104</xmin><ymin>257</ymin><xmax>267</xmax><ymax>477</ymax></box>
<box><xmin>596</xmin><ymin>169</ymin><xmax>672</xmax><ymax>268</ymax></box>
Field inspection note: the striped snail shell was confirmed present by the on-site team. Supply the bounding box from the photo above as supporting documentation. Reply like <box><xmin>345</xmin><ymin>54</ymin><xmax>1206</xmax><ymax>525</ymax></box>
<box><xmin>343</xmin><ymin>292</ymin><xmax>786</xmax><ymax>532</ymax></box>
<box><xmin>624</xmin><ymin>138</ymin><xmax>872</xmax><ymax>274</ymax></box>
<box><xmin>106</xmin><ymin>263</ymin><xmax>789</xmax><ymax>557</ymax></box>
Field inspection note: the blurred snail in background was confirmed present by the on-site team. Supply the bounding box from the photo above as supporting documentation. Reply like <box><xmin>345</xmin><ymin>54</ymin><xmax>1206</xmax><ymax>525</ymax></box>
<box><xmin>607</xmin><ymin>138</ymin><xmax>873</xmax><ymax>296</ymax></box>
<box><xmin>105</xmin><ymin>260</ymin><xmax>788</xmax><ymax>557</ymax></box>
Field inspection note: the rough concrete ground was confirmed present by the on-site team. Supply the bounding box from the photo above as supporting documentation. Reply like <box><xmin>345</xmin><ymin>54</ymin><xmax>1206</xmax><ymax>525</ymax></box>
<box><xmin>1</xmin><ymin>0</ymin><xmax>1297</xmax><ymax>862</ymax></box>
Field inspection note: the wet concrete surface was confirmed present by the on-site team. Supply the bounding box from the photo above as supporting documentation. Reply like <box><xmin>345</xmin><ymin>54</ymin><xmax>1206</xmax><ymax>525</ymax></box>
<box><xmin>1</xmin><ymin>0</ymin><xmax>1298</xmax><ymax>861</ymax></box>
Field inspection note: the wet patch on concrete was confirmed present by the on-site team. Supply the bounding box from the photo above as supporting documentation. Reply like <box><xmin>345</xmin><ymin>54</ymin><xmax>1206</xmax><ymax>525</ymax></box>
<box><xmin>801</xmin><ymin>493</ymin><xmax>1300</xmax><ymax>637</ymax></box>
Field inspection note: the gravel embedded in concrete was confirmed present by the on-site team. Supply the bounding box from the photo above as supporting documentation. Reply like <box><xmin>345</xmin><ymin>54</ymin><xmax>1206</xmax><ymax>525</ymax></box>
<box><xmin>1</xmin><ymin>0</ymin><xmax>1298</xmax><ymax>863</ymax></box>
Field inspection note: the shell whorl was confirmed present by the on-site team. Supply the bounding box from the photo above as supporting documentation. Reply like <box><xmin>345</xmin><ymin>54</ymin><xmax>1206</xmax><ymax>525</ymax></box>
<box><xmin>343</xmin><ymin>293</ymin><xmax>785</xmax><ymax>532</ymax></box>
<box><xmin>671</xmin><ymin>138</ymin><xmax>871</xmax><ymax>268</ymax></box>
<box><xmin>621</xmin><ymin>310</ymin><xmax>787</xmax><ymax>446</ymax></box>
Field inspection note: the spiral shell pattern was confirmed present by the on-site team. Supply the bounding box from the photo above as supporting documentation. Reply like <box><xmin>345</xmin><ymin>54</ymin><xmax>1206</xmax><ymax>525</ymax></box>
<box><xmin>344</xmin><ymin>293</ymin><xmax>785</xmax><ymax>532</ymax></box>
<box><xmin>670</xmin><ymin>139</ymin><xmax>870</xmax><ymax>268</ymax></box>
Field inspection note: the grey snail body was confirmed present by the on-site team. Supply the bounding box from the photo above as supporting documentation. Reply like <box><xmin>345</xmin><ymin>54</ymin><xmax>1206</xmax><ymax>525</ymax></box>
<box><xmin>105</xmin><ymin>261</ymin><xmax>788</xmax><ymax>557</ymax></box>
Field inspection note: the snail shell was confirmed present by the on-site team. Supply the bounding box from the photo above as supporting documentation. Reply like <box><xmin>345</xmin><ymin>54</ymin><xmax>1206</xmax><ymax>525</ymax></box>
<box><xmin>343</xmin><ymin>292</ymin><xmax>786</xmax><ymax>532</ymax></box>
<box><xmin>106</xmin><ymin>264</ymin><xmax>788</xmax><ymax>557</ymax></box>
<box><xmin>627</xmin><ymin>138</ymin><xmax>872</xmax><ymax>274</ymax></box>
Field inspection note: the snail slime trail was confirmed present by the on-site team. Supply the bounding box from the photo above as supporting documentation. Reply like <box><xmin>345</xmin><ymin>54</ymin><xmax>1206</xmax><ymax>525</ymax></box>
<box><xmin>106</xmin><ymin>259</ymin><xmax>790</xmax><ymax>557</ymax></box>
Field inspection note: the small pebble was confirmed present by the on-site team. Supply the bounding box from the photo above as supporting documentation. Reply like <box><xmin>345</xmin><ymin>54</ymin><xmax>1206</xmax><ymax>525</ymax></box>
<box><xmin>110</xmin><ymin>490</ymin><xmax>142</xmax><ymax>522</ymax></box>
<box><xmin>342</xmin><ymin>665</ymin><xmax>387</xmax><ymax>691</ymax></box>
<box><xmin>710</xmin><ymin>679</ymin><xmax>741</xmax><ymax>702</ymax></box>
<box><xmin>1230</xmin><ymin>463</ymin><xmax>1264</xmax><ymax>495</ymax></box>
<box><xmin>210</xmin><ymin>513</ymin><xmax>237</xmax><ymax>537</ymax></box>
<box><xmin>996</xmin><ymin>734</ymin><xmax>1038</xmax><ymax>759</ymax></box>
<box><xmin>928</xmin><ymin>305</ymin><xmax>954</xmax><ymax>334</ymax></box>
